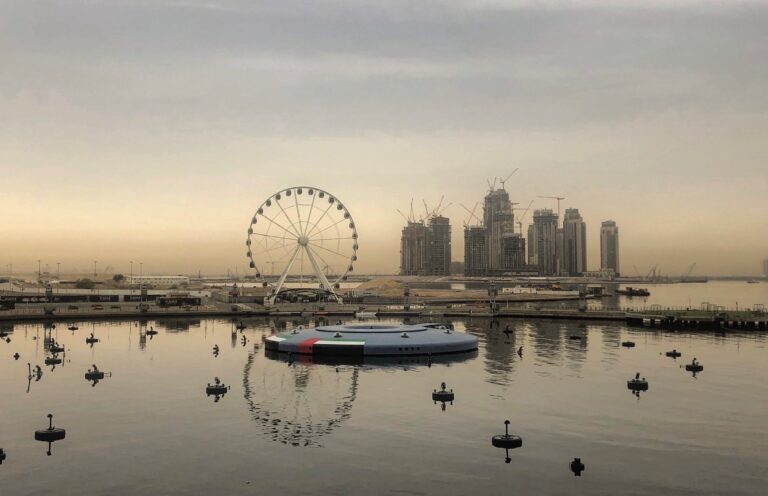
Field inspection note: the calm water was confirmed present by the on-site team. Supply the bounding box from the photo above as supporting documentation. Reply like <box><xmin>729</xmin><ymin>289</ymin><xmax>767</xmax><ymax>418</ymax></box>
<box><xmin>1</xmin><ymin>283</ymin><xmax>767</xmax><ymax>495</ymax></box>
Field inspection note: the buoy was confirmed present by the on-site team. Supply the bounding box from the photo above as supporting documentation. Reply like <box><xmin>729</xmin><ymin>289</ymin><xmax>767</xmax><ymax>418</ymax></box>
<box><xmin>68</xmin><ymin>325</ymin><xmax>78</xmax><ymax>331</ymax></box>
<box><xmin>627</xmin><ymin>372</ymin><xmax>649</xmax><ymax>391</ymax></box>
<box><xmin>569</xmin><ymin>335</ymin><xmax>583</xmax><ymax>341</ymax></box>
<box><xmin>432</xmin><ymin>382</ymin><xmax>455</xmax><ymax>404</ymax></box>
<box><xmin>665</xmin><ymin>350</ymin><xmax>682</xmax><ymax>358</ymax></box>
<box><xmin>13</xmin><ymin>353</ymin><xmax>20</xmax><ymax>360</ymax></box>
<box><xmin>34</xmin><ymin>414</ymin><xmax>66</xmax><ymax>456</ymax></box>
<box><xmin>85</xmin><ymin>371</ymin><xmax>105</xmax><ymax>381</ymax></box>
<box><xmin>206</xmin><ymin>377</ymin><xmax>229</xmax><ymax>396</ymax></box>
<box><xmin>570</xmin><ymin>457</ymin><xmax>585</xmax><ymax>476</ymax></box>
<box><xmin>517</xmin><ymin>346</ymin><xmax>523</xmax><ymax>357</ymax></box>
<box><xmin>44</xmin><ymin>356</ymin><xmax>62</xmax><ymax>366</ymax></box>
<box><xmin>685</xmin><ymin>358</ymin><xmax>703</xmax><ymax>372</ymax></box>
<box><xmin>492</xmin><ymin>420</ymin><xmax>523</xmax><ymax>449</ymax></box>
<box><xmin>0</xmin><ymin>447</ymin><xmax>6</xmax><ymax>464</ymax></box>
<box><xmin>50</xmin><ymin>344</ymin><xmax>65</xmax><ymax>354</ymax></box>
<box><xmin>621</xmin><ymin>341</ymin><xmax>635</xmax><ymax>348</ymax></box>
<box><xmin>146</xmin><ymin>327</ymin><xmax>158</xmax><ymax>336</ymax></box>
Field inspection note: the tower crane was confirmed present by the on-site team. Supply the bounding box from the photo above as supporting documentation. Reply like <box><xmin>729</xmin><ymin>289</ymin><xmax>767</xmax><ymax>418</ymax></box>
<box><xmin>537</xmin><ymin>195</ymin><xmax>565</xmax><ymax>219</ymax></box>
<box><xmin>513</xmin><ymin>200</ymin><xmax>534</xmax><ymax>235</ymax></box>
<box><xmin>460</xmin><ymin>203</ymin><xmax>482</xmax><ymax>227</ymax></box>
<box><xmin>498</xmin><ymin>168</ymin><xmax>519</xmax><ymax>190</ymax></box>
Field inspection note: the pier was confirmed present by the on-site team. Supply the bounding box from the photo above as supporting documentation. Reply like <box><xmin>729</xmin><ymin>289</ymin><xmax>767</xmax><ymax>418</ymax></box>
<box><xmin>1</xmin><ymin>302</ymin><xmax>766</xmax><ymax>330</ymax></box>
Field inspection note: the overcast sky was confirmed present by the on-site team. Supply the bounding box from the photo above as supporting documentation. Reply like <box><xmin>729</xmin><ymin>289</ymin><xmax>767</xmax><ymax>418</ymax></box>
<box><xmin>1</xmin><ymin>0</ymin><xmax>767</xmax><ymax>276</ymax></box>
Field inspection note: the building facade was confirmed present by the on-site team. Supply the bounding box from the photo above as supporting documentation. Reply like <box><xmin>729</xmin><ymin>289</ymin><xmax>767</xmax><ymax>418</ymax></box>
<box><xmin>600</xmin><ymin>220</ymin><xmax>620</xmax><ymax>277</ymax></box>
<box><xmin>527</xmin><ymin>223</ymin><xmax>537</xmax><ymax>266</ymax></box>
<box><xmin>562</xmin><ymin>208</ymin><xmax>587</xmax><ymax>276</ymax></box>
<box><xmin>483</xmin><ymin>189</ymin><xmax>515</xmax><ymax>271</ymax></box>
<box><xmin>501</xmin><ymin>234</ymin><xmax>526</xmax><ymax>271</ymax></box>
<box><xmin>400</xmin><ymin>221</ymin><xmax>428</xmax><ymax>275</ymax></box>
<box><xmin>425</xmin><ymin>215</ymin><xmax>451</xmax><ymax>276</ymax></box>
<box><xmin>533</xmin><ymin>209</ymin><xmax>559</xmax><ymax>276</ymax></box>
<box><xmin>464</xmin><ymin>226</ymin><xmax>487</xmax><ymax>276</ymax></box>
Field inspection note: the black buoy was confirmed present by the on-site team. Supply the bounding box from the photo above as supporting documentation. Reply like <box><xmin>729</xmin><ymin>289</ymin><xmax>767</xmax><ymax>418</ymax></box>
<box><xmin>685</xmin><ymin>358</ymin><xmax>703</xmax><ymax>372</ymax></box>
<box><xmin>665</xmin><ymin>349</ymin><xmax>682</xmax><ymax>358</ymax></box>
<box><xmin>44</xmin><ymin>356</ymin><xmax>62</xmax><ymax>366</ymax></box>
<box><xmin>146</xmin><ymin>327</ymin><xmax>158</xmax><ymax>336</ymax></box>
<box><xmin>570</xmin><ymin>457</ymin><xmax>585</xmax><ymax>476</ymax></box>
<box><xmin>206</xmin><ymin>377</ymin><xmax>230</xmax><ymax>397</ymax></box>
<box><xmin>68</xmin><ymin>324</ymin><xmax>78</xmax><ymax>331</ymax></box>
<box><xmin>492</xmin><ymin>420</ymin><xmax>523</xmax><ymax>449</ymax></box>
<box><xmin>34</xmin><ymin>414</ymin><xmax>66</xmax><ymax>455</ymax></box>
<box><xmin>0</xmin><ymin>447</ymin><xmax>6</xmax><ymax>464</ymax></box>
<box><xmin>85</xmin><ymin>333</ymin><xmax>99</xmax><ymax>344</ymax></box>
<box><xmin>621</xmin><ymin>341</ymin><xmax>636</xmax><ymax>348</ymax></box>
<box><xmin>13</xmin><ymin>352</ymin><xmax>20</xmax><ymax>360</ymax></box>
<box><xmin>50</xmin><ymin>342</ymin><xmax>65</xmax><ymax>354</ymax></box>
<box><xmin>569</xmin><ymin>335</ymin><xmax>583</xmax><ymax>341</ymax></box>
<box><xmin>627</xmin><ymin>372</ymin><xmax>649</xmax><ymax>391</ymax></box>
<box><xmin>85</xmin><ymin>364</ymin><xmax>106</xmax><ymax>385</ymax></box>
<box><xmin>432</xmin><ymin>382</ymin><xmax>455</xmax><ymax>406</ymax></box>
<box><xmin>517</xmin><ymin>346</ymin><xmax>523</xmax><ymax>357</ymax></box>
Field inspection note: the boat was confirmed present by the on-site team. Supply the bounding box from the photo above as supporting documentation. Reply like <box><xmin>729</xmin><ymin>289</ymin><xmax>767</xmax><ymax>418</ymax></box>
<box><xmin>747</xmin><ymin>280</ymin><xmax>760</xmax><ymax>284</ymax></box>
<box><xmin>616</xmin><ymin>287</ymin><xmax>650</xmax><ymax>297</ymax></box>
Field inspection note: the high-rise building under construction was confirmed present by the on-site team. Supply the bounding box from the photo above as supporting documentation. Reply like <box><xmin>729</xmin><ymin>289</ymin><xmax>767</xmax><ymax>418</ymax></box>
<box><xmin>483</xmin><ymin>188</ymin><xmax>515</xmax><ymax>271</ymax></box>
<box><xmin>463</xmin><ymin>226</ymin><xmax>487</xmax><ymax>276</ymax></box>
<box><xmin>400</xmin><ymin>216</ymin><xmax>452</xmax><ymax>276</ymax></box>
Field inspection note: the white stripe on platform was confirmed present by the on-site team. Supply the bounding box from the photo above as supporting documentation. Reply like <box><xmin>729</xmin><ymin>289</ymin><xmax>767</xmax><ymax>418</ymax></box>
<box><xmin>315</xmin><ymin>340</ymin><xmax>365</xmax><ymax>346</ymax></box>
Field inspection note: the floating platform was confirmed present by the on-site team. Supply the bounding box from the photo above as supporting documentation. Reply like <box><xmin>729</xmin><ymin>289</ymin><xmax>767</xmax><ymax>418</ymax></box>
<box><xmin>265</xmin><ymin>323</ymin><xmax>478</xmax><ymax>358</ymax></box>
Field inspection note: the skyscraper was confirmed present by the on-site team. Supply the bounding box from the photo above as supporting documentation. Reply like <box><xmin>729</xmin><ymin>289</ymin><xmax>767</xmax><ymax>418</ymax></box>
<box><xmin>562</xmin><ymin>208</ymin><xmax>587</xmax><ymax>276</ymax></box>
<box><xmin>400</xmin><ymin>221</ymin><xmax>427</xmax><ymax>275</ymax></box>
<box><xmin>426</xmin><ymin>215</ymin><xmax>451</xmax><ymax>276</ymax></box>
<box><xmin>533</xmin><ymin>209</ymin><xmax>559</xmax><ymax>276</ymax></box>
<box><xmin>464</xmin><ymin>226</ymin><xmax>487</xmax><ymax>276</ymax></box>
<box><xmin>527</xmin><ymin>223</ymin><xmax>537</xmax><ymax>266</ymax></box>
<box><xmin>600</xmin><ymin>220</ymin><xmax>620</xmax><ymax>276</ymax></box>
<box><xmin>483</xmin><ymin>188</ymin><xmax>514</xmax><ymax>271</ymax></box>
<box><xmin>502</xmin><ymin>233</ymin><xmax>526</xmax><ymax>271</ymax></box>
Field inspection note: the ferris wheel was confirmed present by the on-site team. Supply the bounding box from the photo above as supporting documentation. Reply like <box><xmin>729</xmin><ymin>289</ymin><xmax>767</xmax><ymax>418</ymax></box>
<box><xmin>247</xmin><ymin>186</ymin><xmax>358</xmax><ymax>304</ymax></box>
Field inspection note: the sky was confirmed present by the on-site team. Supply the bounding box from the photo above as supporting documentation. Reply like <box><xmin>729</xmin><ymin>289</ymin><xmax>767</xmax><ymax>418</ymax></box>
<box><xmin>1</xmin><ymin>0</ymin><xmax>767</xmax><ymax>277</ymax></box>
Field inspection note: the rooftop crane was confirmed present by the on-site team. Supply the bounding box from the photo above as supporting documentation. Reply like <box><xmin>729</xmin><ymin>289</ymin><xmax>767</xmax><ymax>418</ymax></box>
<box><xmin>498</xmin><ymin>168</ymin><xmax>519</xmax><ymax>190</ymax></box>
<box><xmin>460</xmin><ymin>203</ymin><xmax>482</xmax><ymax>227</ymax></box>
<box><xmin>513</xmin><ymin>200</ymin><xmax>535</xmax><ymax>235</ymax></box>
<box><xmin>537</xmin><ymin>195</ymin><xmax>566</xmax><ymax>219</ymax></box>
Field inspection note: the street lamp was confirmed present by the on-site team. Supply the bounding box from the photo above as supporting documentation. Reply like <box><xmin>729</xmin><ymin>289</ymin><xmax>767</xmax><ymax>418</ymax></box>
<box><xmin>93</xmin><ymin>260</ymin><xmax>97</xmax><ymax>279</ymax></box>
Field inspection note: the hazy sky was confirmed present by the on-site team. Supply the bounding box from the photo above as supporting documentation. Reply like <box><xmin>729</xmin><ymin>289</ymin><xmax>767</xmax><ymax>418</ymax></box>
<box><xmin>1</xmin><ymin>0</ymin><xmax>767</xmax><ymax>276</ymax></box>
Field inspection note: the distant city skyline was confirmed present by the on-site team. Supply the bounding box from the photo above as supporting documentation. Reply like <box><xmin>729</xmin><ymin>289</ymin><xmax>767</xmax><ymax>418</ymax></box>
<box><xmin>2</xmin><ymin>1</ymin><xmax>767</xmax><ymax>276</ymax></box>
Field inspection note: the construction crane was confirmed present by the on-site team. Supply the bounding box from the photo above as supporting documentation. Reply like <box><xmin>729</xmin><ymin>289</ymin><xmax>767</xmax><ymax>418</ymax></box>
<box><xmin>460</xmin><ymin>203</ymin><xmax>482</xmax><ymax>227</ymax></box>
<box><xmin>397</xmin><ymin>199</ymin><xmax>420</xmax><ymax>223</ymax></box>
<box><xmin>537</xmin><ymin>195</ymin><xmax>566</xmax><ymax>219</ymax></box>
<box><xmin>513</xmin><ymin>200</ymin><xmax>534</xmax><ymax>235</ymax></box>
<box><xmin>498</xmin><ymin>168</ymin><xmax>519</xmax><ymax>190</ymax></box>
<box><xmin>681</xmin><ymin>262</ymin><xmax>696</xmax><ymax>280</ymax></box>
<box><xmin>423</xmin><ymin>196</ymin><xmax>452</xmax><ymax>220</ymax></box>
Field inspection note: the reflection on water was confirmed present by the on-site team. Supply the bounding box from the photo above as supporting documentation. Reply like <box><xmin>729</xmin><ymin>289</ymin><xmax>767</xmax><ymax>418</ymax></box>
<box><xmin>0</xmin><ymin>315</ymin><xmax>767</xmax><ymax>495</ymax></box>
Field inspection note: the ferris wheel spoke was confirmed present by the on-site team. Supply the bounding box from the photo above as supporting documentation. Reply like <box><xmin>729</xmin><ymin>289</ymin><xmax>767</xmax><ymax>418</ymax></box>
<box><xmin>258</xmin><ymin>214</ymin><xmax>299</xmax><ymax>240</ymax></box>
<box><xmin>308</xmin><ymin>241</ymin><xmax>350</xmax><ymax>260</ymax></box>
<box><xmin>313</xmin><ymin>235</ymin><xmax>354</xmax><ymax>242</ymax></box>
<box><xmin>302</xmin><ymin>189</ymin><xmax>318</xmax><ymax>236</ymax></box>
<box><xmin>250</xmin><ymin>232</ymin><xmax>297</xmax><ymax>242</ymax></box>
<box><xmin>311</xmin><ymin>217</ymin><xmax>348</xmax><ymax>238</ymax></box>
<box><xmin>306</xmin><ymin>245</ymin><xmax>335</xmax><ymax>277</ymax></box>
<box><xmin>275</xmin><ymin>197</ymin><xmax>302</xmax><ymax>238</ymax></box>
<box><xmin>305</xmin><ymin>202</ymin><xmax>335</xmax><ymax>239</ymax></box>
<box><xmin>293</xmin><ymin>192</ymin><xmax>304</xmax><ymax>237</ymax></box>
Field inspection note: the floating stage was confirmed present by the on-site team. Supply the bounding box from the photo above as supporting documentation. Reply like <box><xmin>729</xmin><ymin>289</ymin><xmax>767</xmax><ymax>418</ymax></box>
<box><xmin>265</xmin><ymin>323</ymin><xmax>478</xmax><ymax>358</ymax></box>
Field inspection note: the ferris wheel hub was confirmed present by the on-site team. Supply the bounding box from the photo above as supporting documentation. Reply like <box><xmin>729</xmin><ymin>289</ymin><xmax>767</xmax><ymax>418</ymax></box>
<box><xmin>298</xmin><ymin>236</ymin><xmax>309</xmax><ymax>246</ymax></box>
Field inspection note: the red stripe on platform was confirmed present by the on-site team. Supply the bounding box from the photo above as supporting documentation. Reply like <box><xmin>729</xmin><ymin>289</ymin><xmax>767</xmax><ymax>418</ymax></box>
<box><xmin>299</xmin><ymin>338</ymin><xmax>321</xmax><ymax>354</ymax></box>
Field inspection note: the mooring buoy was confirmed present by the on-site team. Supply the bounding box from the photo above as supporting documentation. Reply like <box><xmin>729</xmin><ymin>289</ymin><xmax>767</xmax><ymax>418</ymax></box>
<box><xmin>570</xmin><ymin>457</ymin><xmax>585</xmax><ymax>476</ymax></box>
<box><xmin>34</xmin><ymin>414</ymin><xmax>66</xmax><ymax>455</ymax></box>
